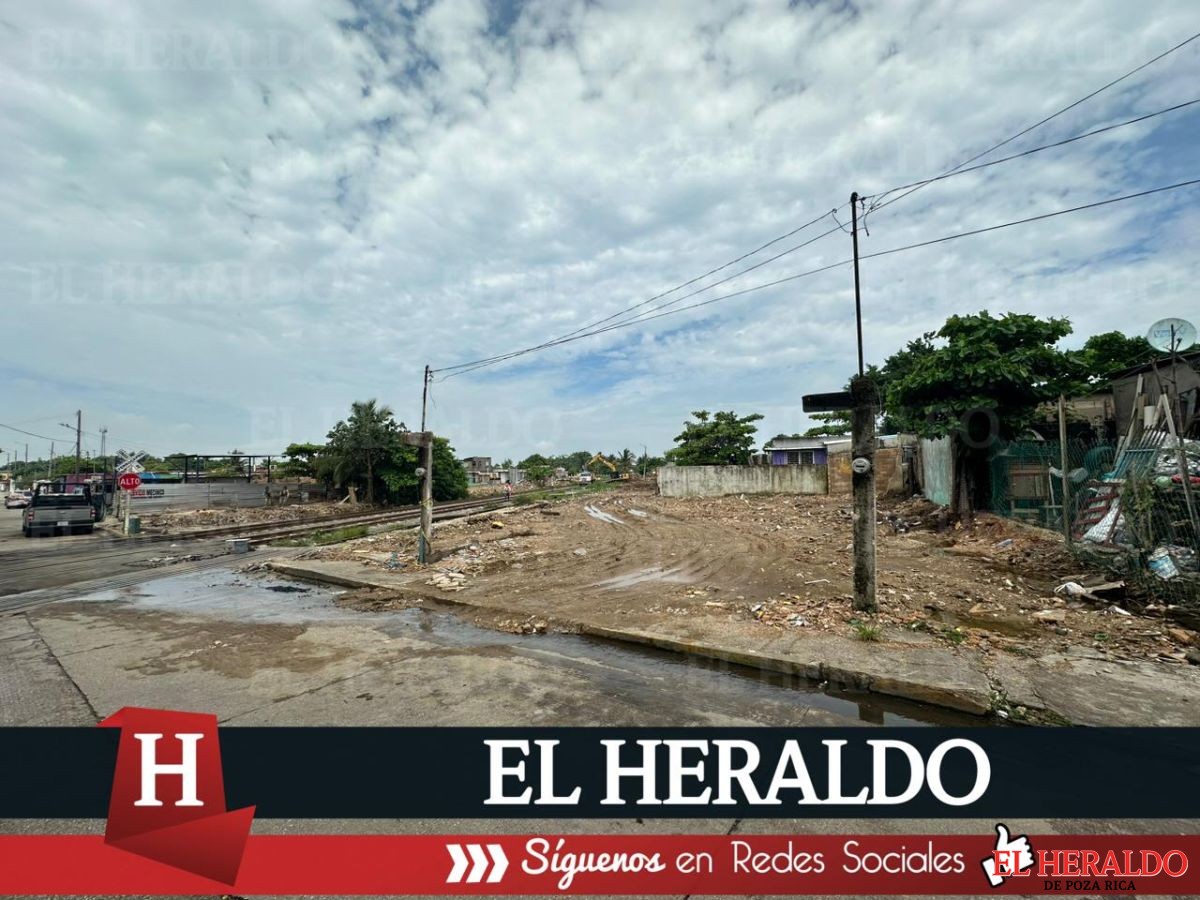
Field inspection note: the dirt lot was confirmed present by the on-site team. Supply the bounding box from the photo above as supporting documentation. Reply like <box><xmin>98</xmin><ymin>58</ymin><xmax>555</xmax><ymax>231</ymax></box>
<box><xmin>306</xmin><ymin>484</ymin><xmax>1198</xmax><ymax>668</ymax></box>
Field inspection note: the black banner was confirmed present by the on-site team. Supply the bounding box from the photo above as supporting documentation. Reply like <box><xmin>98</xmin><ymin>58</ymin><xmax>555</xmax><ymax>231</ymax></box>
<box><xmin>1</xmin><ymin>727</ymin><xmax>1197</xmax><ymax>818</ymax></box>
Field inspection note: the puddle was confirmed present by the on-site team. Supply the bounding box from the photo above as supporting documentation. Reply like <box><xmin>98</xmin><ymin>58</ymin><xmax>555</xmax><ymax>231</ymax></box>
<box><xmin>69</xmin><ymin>568</ymin><xmax>991</xmax><ymax>727</ymax></box>
<box><xmin>594</xmin><ymin>566</ymin><xmax>694</xmax><ymax>589</ymax></box>
<box><xmin>627</xmin><ymin>509</ymin><xmax>649</xmax><ymax>518</ymax></box>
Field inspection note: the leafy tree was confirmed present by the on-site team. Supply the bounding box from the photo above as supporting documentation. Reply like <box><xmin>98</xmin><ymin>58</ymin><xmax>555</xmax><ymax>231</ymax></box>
<box><xmin>324</xmin><ymin>399</ymin><xmax>403</xmax><ymax>504</ymax></box>
<box><xmin>801</xmin><ymin>411</ymin><xmax>852</xmax><ymax>437</ymax></box>
<box><xmin>380</xmin><ymin>437</ymin><xmax>468</xmax><ymax>504</ymax></box>
<box><xmin>883</xmin><ymin>312</ymin><xmax>1084</xmax><ymax>518</ymax></box>
<box><xmin>278</xmin><ymin>442</ymin><xmax>324</xmax><ymax>479</ymax></box>
<box><xmin>636</xmin><ymin>451</ymin><xmax>665</xmax><ymax>474</ymax></box>
<box><xmin>1077</xmin><ymin>331</ymin><xmax>1155</xmax><ymax>383</ymax></box>
<box><xmin>667</xmin><ymin>410</ymin><xmax>763</xmax><ymax>466</ymax></box>
<box><xmin>517</xmin><ymin>453</ymin><xmax>552</xmax><ymax>484</ymax></box>
<box><xmin>617</xmin><ymin>448</ymin><xmax>634</xmax><ymax>473</ymax></box>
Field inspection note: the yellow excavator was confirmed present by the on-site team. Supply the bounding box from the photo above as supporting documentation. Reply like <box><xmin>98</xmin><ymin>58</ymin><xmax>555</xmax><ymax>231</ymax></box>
<box><xmin>582</xmin><ymin>453</ymin><xmax>629</xmax><ymax>481</ymax></box>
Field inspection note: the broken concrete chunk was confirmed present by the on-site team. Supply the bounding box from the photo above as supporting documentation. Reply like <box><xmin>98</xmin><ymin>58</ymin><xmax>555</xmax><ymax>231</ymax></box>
<box><xmin>1032</xmin><ymin>609</ymin><xmax>1067</xmax><ymax>624</ymax></box>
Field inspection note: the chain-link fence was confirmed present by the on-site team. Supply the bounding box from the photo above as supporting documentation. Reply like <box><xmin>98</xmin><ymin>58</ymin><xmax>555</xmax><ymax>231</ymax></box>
<box><xmin>989</xmin><ymin>431</ymin><xmax>1200</xmax><ymax>604</ymax></box>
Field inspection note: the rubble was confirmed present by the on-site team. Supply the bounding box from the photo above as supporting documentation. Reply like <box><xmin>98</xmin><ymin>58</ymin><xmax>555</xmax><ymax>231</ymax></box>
<box><xmin>293</xmin><ymin>485</ymin><xmax>1196</xmax><ymax>666</ymax></box>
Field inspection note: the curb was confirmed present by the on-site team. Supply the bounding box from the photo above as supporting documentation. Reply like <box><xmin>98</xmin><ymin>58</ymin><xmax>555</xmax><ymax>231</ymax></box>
<box><xmin>266</xmin><ymin>560</ymin><xmax>994</xmax><ymax>717</ymax></box>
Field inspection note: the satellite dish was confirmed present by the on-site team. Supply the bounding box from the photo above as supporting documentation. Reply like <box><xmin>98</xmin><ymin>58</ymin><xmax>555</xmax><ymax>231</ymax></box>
<box><xmin>1146</xmin><ymin>318</ymin><xmax>1197</xmax><ymax>354</ymax></box>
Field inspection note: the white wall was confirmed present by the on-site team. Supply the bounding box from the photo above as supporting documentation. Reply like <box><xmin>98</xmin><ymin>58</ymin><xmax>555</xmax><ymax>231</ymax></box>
<box><xmin>658</xmin><ymin>465</ymin><xmax>827</xmax><ymax>498</ymax></box>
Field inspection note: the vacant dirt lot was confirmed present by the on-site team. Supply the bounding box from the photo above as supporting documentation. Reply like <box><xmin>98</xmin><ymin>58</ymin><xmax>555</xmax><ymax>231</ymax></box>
<box><xmin>308</xmin><ymin>484</ymin><xmax>1197</xmax><ymax>667</ymax></box>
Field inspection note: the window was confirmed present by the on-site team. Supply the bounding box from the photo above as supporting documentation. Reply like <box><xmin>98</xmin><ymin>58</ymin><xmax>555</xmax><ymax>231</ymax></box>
<box><xmin>800</xmin><ymin>450</ymin><xmax>816</xmax><ymax>465</ymax></box>
<box><xmin>786</xmin><ymin>451</ymin><xmax>800</xmax><ymax>464</ymax></box>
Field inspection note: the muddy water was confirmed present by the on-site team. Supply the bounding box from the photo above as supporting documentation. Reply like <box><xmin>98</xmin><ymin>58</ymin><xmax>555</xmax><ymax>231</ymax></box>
<box><xmin>76</xmin><ymin>568</ymin><xmax>989</xmax><ymax>728</ymax></box>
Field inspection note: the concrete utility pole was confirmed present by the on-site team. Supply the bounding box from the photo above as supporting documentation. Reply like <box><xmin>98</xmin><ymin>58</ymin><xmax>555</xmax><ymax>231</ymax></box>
<box><xmin>74</xmin><ymin>410</ymin><xmax>81</xmax><ymax>477</ymax></box>
<box><xmin>850</xmin><ymin>192</ymin><xmax>865</xmax><ymax>377</ymax></box>
<box><xmin>850</xmin><ymin>375</ymin><xmax>877</xmax><ymax>612</ymax></box>
<box><xmin>1057</xmin><ymin>394</ymin><xmax>1072</xmax><ymax>545</ymax></box>
<box><xmin>417</xmin><ymin>364</ymin><xmax>433</xmax><ymax>564</ymax></box>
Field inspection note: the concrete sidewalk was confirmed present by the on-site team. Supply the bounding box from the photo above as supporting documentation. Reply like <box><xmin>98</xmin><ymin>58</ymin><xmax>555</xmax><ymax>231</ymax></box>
<box><xmin>270</xmin><ymin>558</ymin><xmax>1200</xmax><ymax>726</ymax></box>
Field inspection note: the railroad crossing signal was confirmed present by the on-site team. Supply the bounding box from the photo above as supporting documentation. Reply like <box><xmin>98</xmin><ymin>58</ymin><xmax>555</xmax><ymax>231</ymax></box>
<box><xmin>115</xmin><ymin>449</ymin><xmax>148</xmax><ymax>475</ymax></box>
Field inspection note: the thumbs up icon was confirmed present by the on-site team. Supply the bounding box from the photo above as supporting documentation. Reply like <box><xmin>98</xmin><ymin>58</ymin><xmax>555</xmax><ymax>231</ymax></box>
<box><xmin>981</xmin><ymin>823</ymin><xmax>1035</xmax><ymax>887</ymax></box>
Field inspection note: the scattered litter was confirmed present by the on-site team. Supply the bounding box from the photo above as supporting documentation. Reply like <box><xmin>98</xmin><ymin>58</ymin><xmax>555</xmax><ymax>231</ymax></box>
<box><xmin>1148</xmin><ymin>547</ymin><xmax>1179</xmax><ymax>580</ymax></box>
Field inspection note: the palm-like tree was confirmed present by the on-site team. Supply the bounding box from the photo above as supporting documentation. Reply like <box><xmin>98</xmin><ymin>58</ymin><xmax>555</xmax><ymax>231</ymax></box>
<box><xmin>326</xmin><ymin>399</ymin><xmax>401</xmax><ymax>504</ymax></box>
<box><xmin>618</xmin><ymin>448</ymin><xmax>634</xmax><ymax>473</ymax></box>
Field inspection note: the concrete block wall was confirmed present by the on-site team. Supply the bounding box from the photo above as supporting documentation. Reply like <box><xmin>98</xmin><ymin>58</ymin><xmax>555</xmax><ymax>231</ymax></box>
<box><xmin>657</xmin><ymin>464</ymin><xmax>827</xmax><ymax>498</ymax></box>
<box><xmin>827</xmin><ymin>447</ymin><xmax>905</xmax><ymax>496</ymax></box>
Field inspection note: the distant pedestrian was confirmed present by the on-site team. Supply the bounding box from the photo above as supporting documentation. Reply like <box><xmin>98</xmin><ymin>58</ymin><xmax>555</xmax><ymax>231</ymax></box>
<box><xmin>504</xmin><ymin>482</ymin><xmax>513</xmax><ymax>501</ymax></box>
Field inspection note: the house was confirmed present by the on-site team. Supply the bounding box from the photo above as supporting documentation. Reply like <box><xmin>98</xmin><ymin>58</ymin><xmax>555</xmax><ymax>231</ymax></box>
<box><xmin>1109</xmin><ymin>350</ymin><xmax>1199</xmax><ymax>437</ymax></box>
<box><xmin>760</xmin><ymin>436</ymin><xmax>849</xmax><ymax>466</ymax></box>
<box><xmin>461</xmin><ymin>456</ymin><xmax>494</xmax><ymax>485</ymax></box>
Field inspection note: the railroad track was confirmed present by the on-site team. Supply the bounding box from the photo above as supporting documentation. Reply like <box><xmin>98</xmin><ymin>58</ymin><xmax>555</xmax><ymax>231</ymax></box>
<box><xmin>0</xmin><ymin>486</ymin><xmax>598</xmax><ymax>610</ymax></box>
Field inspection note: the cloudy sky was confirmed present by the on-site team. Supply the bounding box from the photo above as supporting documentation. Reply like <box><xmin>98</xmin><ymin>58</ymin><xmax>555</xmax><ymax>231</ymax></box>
<box><xmin>1</xmin><ymin>0</ymin><xmax>1197</xmax><ymax>463</ymax></box>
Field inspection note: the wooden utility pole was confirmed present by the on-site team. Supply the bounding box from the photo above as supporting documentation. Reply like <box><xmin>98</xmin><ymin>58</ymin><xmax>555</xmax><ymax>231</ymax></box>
<box><xmin>1057</xmin><ymin>394</ymin><xmax>1072</xmax><ymax>545</ymax></box>
<box><xmin>850</xmin><ymin>375</ymin><xmax>877</xmax><ymax>612</ymax></box>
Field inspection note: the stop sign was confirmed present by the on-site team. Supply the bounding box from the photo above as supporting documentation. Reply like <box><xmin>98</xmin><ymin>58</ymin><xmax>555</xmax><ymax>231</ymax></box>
<box><xmin>118</xmin><ymin>472</ymin><xmax>142</xmax><ymax>491</ymax></box>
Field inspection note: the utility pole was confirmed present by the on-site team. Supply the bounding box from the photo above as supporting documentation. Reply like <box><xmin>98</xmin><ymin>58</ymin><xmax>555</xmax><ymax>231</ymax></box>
<box><xmin>418</xmin><ymin>365</ymin><xmax>433</xmax><ymax>564</ymax></box>
<box><xmin>99</xmin><ymin>427</ymin><xmax>107</xmax><ymax>472</ymax></box>
<box><xmin>848</xmin><ymin>193</ymin><xmax>876</xmax><ymax>612</ymax></box>
<box><xmin>850</xmin><ymin>375</ymin><xmax>877</xmax><ymax>612</ymax></box>
<box><xmin>48</xmin><ymin>442</ymin><xmax>54</xmax><ymax>480</ymax></box>
<box><xmin>1057</xmin><ymin>394</ymin><xmax>1072</xmax><ymax>545</ymax></box>
<box><xmin>74</xmin><ymin>410</ymin><xmax>81</xmax><ymax>477</ymax></box>
<box><xmin>802</xmin><ymin>194</ymin><xmax>879</xmax><ymax>611</ymax></box>
<box><xmin>850</xmin><ymin>191</ymin><xmax>865</xmax><ymax>377</ymax></box>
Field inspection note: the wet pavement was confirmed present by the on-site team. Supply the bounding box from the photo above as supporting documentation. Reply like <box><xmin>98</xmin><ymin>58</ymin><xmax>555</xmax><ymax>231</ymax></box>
<box><xmin>25</xmin><ymin>567</ymin><xmax>984</xmax><ymax>728</ymax></box>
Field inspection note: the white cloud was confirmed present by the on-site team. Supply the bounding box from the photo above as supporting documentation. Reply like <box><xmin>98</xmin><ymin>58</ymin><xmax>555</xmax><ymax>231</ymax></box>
<box><xmin>0</xmin><ymin>0</ymin><xmax>1196</xmax><ymax>460</ymax></box>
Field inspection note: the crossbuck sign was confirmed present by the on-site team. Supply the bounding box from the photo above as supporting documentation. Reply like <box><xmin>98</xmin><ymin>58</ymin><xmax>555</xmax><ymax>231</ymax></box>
<box><xmin>115</xmin><ymin>449</ymin><xmax>149</xmax><ymax>475</ymax></box>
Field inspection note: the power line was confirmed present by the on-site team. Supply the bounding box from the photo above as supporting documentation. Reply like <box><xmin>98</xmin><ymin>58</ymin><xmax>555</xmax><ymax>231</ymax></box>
<box><xmin>858</xmin><ymin>177</ymin><xmax>1200</xmax><ymax>264</ymax></box>
<box><xmin>435</xmin><ymin>176</ymin><xmax>1197</xmax><ymax>374</ymax></box>
<box><xmin>438</xmin><ymin>218</ymin><xmax>847</xmax><ymax>379</ymax></box>
<box><xmin>433</xmin><ymin>30</ymin><xmax>1200</xmax><ymax>382</ymax></box>
<box><xmin>866</xmin><ymin>29</ymin><xmax>1200</xmax><ymax>216</ymax></box>
<box><xmin>433</xmin><ymin>207</ymin><xmax>847</xmax><ymax>375</ymax></box>
<box><xmin>872</xmin><ymin>96</ymin><xmax>1200</xmax><ymax>197</ymax></box>
<box><xmin>0</xmin><ymin>422</ymin><xmax>61</xmax><ymax>443</ymax></box>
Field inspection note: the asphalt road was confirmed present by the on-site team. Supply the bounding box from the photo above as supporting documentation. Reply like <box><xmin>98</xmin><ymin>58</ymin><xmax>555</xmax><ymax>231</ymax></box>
<box><xmin>0</xmin><ymin>506</ymin><xmax>254</xmax><ymax>601</ymax></box>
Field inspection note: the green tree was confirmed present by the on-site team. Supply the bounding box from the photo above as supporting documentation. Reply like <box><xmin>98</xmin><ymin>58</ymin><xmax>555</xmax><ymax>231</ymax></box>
<box><xmin>617</xmin><ymin>448</ymin><xmax>634</xmax><ymax>473</ymax></box>
<box><xmin>801</xmin><ymin>411</ymin><xmax>852</xmax><ymax>437</ymax></box>
<box><xmin>1077</xmin><ymin>331</ymin><xmax>1155</xmax><ymax>383</ymax></box>
<box><xmin>517</xmin><ymin>453</ymin><xmax>552</xmax><ymax>484</ymax></box>
<box><xmin>278</xmin><ymin>442</ymin><xmax>324</xmax><ymax>479</ymax></box>
<box><xmin>379</xmin><ymin>437</ymin><xmax>469</xmax><ymax>504</ymax></box>
<box><xmin>884</xmin><ymin>312</ymin><xmax>1084</xmax><ymax>518</ymax></box>
<box><xmin>667</xmin><ymin>410</ymin><xmax>763</xmax><ymax>466</ymax></box>
<box><xmin>324</xmin><ymin>399</ymin><xmax>403</xmax><ymax>504</ymax></box>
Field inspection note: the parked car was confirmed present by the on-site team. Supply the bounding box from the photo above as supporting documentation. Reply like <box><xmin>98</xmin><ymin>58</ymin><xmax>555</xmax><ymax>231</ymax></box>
<box><xmin>23</xmin><ymin>484</ymin><xmax>95</xmax><ymax>536</ymax></box>
<box><xmin>5</xmin><ymin>491</ymin><xmax>31</xmax><ymax>509</ymax></box>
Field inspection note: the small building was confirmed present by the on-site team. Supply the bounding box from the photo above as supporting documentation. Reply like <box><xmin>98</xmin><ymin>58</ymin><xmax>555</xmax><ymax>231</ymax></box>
<box><xmin>1109</xmin><ymin>351</ymin><xmax>1200</xmax><ymax>437</ymax></box>
<box><xmin>761</xmin><ymin>435</ymin><xmax>849</xmax><ymax>466</ymax></box>
<box><xmin>461</xmin><ymin>456</ymin><xmax>494</xmax><ymax>485</ymax></box>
